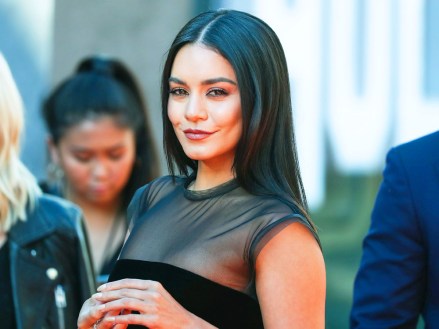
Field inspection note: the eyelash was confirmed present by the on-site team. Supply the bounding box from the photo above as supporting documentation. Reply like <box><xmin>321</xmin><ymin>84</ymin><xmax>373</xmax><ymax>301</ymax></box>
<box><xmin>73</xmin><ymin>152</ymin><xmax>124</xmax><ymax>162</ymax></box>
<box><xmin>75</xmin><ymin>155</ymin><xmax>91</xmax><ymax>163</ymax></box>
<box><xmin>208</xmin><ymin>88</ymin><xmax>228</xmax><ymax>97</ymax></box>
<box><xmin>169</xmin><ymin>88</ymin><xmax>188</xmax><ymax>96</ymax></box>
<box><xmin>169</xmin><ymin>87</ymin><xmax>228</xmax><ymax>97</ymax></box>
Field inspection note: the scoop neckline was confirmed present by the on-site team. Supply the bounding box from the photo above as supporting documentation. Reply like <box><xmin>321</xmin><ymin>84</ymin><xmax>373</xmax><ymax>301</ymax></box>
<box><xmin>183</xmin><ymin>176</ymin><xmax>239</xmax><ymax>200</ymax></box>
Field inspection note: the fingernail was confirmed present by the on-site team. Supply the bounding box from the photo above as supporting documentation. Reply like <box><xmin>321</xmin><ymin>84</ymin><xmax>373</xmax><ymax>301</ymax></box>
<box><xmin>97</xmin><ymin>284</ymin><xmax>106</xmax><ymax>291</ymax></box>
<box><xmin>106</xmin><ymin>316</ymin><xmax>115</xmax><ymax>322</ymax></box>
<box><xmin>92</xmin><ymin>293</ymin><xmax>102</xmax><ymax>299</ymax></box>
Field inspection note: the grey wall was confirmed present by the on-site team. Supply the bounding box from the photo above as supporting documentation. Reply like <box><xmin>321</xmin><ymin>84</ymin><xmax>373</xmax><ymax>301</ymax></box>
<box><xmin>0</xmin><ymin>0</ymin><xmax>54</xmax><ymax>180</ymax></box>
<box><xmin>48</xmin><ymin>0</ymin><xmax>198</xmax><ymax>176</ymax></box>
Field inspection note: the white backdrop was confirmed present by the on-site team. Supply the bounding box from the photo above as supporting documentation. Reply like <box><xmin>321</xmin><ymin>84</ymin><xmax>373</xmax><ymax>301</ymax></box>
<box><xmin>222</xmin><ymin>0</ymin><xmax>439</xmax><ymax>209</ymax></box>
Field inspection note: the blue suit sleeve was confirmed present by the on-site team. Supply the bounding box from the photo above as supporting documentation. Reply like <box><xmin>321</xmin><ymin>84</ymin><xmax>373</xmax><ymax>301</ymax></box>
<box><xmin>350</xmin><ymin>147</ymin><xmax>426</xmax><ymax>328</ymax></box>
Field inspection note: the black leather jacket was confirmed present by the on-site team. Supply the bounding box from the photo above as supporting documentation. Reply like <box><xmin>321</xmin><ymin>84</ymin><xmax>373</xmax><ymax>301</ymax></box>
<box><xmin>8</xmin><ymin>194</ymin><xmax>96</xmax><ymax>329</ymax></box>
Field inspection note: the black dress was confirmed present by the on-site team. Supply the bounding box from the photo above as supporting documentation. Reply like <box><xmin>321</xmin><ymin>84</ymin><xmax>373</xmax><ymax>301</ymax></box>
<box><xmin>109</xmin><ymin>175</ymin><xmax>317</xmax><ymax>328</ymax></box>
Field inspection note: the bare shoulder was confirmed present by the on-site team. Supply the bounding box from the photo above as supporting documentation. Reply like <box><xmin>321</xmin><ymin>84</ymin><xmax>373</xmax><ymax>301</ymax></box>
<box><xmin>255</xmin><ymin>222</ymin><xmax>326</xmax><ymax>328</ymax></box>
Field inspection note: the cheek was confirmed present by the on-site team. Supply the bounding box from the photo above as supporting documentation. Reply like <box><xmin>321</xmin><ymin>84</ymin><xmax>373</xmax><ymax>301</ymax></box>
<box><xmin>225</xmin><ymin>107</ymin><xmax>243</xmax><ymax>147</ymax></box>
<box><xmin>112</xmin><ymin>151</ymin><xmax>136</xmax><ymax>184</ymax></box>
<box><xmin>60</xmin><ymin>159</ymin><xmax>90</xmax><ymax>187</ymax></box>
<box><xmin>167</xmin><ymin>102</ymin><xmax>180</xmax><ymax>127</ymax></box>
<box><xmin>115</xmin><ymin>157</ymin><xmax>135</xmax><ymax>179</ymax></box>
<box><xmin>216</xmin><ymin>103</ymin><xmax>242</xmax><ymax>133</ymax></box>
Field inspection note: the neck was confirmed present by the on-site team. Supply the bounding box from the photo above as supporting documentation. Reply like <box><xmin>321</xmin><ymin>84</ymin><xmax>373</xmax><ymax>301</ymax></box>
<box><xmin>191</xmin><ymin>161</ymin><xmax>235</xmax><ymax>190</ymax></box>
<box><xmin>66</xmin><ymin>193</ymin><xmax>125</xmax><ymax>274</ymax></box>
<box><xmin>66</xmin><ymin>190</ymin><xmax>122</xmax><ymax>221</ymax></box>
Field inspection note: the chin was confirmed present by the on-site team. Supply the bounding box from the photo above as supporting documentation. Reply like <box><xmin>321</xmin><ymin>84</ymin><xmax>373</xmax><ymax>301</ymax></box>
<box><xmin>186</xmin><ymin>155</ymin><xmax>210</xmax><ymax>162</ymax></box>
<box><xmin>89</xmin><ymin>193</ymin><xmax>117</xmax><ymax>205</ymax></box>
<box><xmin>183</xmin><ymin>150</ymin><xmax>211</xmax><ymax>161</ymax></box>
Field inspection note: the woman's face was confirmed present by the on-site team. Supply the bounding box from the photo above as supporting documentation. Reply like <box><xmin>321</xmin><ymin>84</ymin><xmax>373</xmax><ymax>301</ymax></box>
<box><xmin>50</xmin><ymin>116</ymin><xmax>136</xmax><ymax>206</ymax></box>
<box><xmin>167</xmin><ymin>43</ymin><xmax>242</xmax><ymax>169</ymax></box>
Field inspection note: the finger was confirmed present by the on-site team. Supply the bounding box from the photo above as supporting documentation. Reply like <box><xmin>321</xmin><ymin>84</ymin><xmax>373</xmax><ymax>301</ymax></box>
<box><xmin>93</xmin><ymin>319</ymin><xmax>113</xmax><ymax>329</ymax></box>
<box><xmin>77</xmin><ymin>298</ymin><xmax>106</xmax><ymax>328</ymax></box>
<box><xmin>98</xmin><ymin>279</ymin><xmax>162</xmax><ymax>292</ymax></box>
<box><xmin>102</xmin><ymin>311</ymin><xmax>122</xmax><ymax>329</ymax></box>
<box><xmin>101</xmin><ymin>313</ymin><xmax>154</xmax><ymax>327</ymax></box>
<box><xmin>112</xmin><ymin>325</ymin><xmax>128</xmax><ymax>329</ymax></box>
<box><xmin>97</xmin><ymin>296</ymin><xmax>158</xmax><ymax>316</ymax></box>
<box><xmin>111</xmin><ymin>310</ymin><xmax>130</xmax><ymax>328</ymax></box>
<box><xmin>93</xmin><ymin>288</ymin><xmax>159</xmax><ymax>303</ymax></box>
<box><xmin>91</xmin><ymin>309</ymin><xmax>124</xmax><ymax>329</ymax></box>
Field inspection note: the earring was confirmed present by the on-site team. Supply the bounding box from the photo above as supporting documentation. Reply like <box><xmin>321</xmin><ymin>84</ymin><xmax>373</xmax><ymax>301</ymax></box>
<box><xmin>46</xmin><ymin>162</ymin><xmax>65</xmax><ymax>195</ymax></box>
<box><xmin>47</xmin><ymin>162</ymin><xmax>64</xmax><ymax>181</ymax></box>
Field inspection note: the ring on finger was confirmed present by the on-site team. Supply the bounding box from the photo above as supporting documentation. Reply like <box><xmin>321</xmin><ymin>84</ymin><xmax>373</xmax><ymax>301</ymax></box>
<box><xmin>93</xmin><ymin>318</ymin><xmax>102</xmax><ymax>329</ymax></box>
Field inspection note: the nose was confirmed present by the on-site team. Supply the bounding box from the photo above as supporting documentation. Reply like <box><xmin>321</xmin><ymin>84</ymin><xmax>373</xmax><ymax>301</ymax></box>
<box><xmin>184</xmin><ymin>94</ymin><xmax>207</xmax><ymax>121</ymax></box>
<box><xmin>91</xmin><ymin>159</ymin><xmax>109</xmax><ymax>179</ymax></box>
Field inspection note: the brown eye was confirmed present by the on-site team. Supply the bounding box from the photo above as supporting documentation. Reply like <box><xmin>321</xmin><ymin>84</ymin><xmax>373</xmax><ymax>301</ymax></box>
<box><xmin>73</xmin><ymin>152</ymin><xmax>92</xmax><ymax>162</ymax></box>
<box><xmin>207</xmin><ymin>88</ymin><xmax>228</xmax><ymax>97</ymax></box>
<box><xmin>108</xmin><ymin>151</ymin><xmax>124</xmax><ymax>160</ymax></box>
<box><xmin>169</xmin><ymin>88</ymin><xmax>188</xmax><ymax>96</ymax></box>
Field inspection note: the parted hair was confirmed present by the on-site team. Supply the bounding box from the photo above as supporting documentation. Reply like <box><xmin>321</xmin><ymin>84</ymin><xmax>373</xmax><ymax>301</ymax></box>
<box><xmin>0</xmin><ymin>53</ymin><xmax>41</xmax><ymax>232</ymax></box>
<box><xmin>161</xmin><ymin>9</ymin><xmax>316</xmax><ymax>231</ymax></box>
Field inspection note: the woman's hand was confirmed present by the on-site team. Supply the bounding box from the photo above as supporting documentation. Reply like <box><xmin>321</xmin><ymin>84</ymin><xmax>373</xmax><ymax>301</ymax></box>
<box><xmin>77</xmin><ymin>293</ymin><xmax>125</xmax><ymax>329</ymax></box>
<box><xmin>81</xmin><ymin>278</ymin><xmax>216</xmax><ymax>329</ymax></box>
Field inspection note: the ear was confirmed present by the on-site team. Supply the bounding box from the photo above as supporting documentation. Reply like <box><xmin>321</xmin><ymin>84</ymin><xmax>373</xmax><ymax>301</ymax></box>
<box><xmin>47</xmin><ymin>137</ymin><xmax>60</xmax><ymax>165</ymax></box>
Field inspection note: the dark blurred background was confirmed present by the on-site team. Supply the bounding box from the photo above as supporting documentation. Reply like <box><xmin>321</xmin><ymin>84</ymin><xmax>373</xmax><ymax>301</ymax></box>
<box><xmin>1</xmin><ymin>1</ymin><xmax>437</xmax><ymax>328</ymax></box>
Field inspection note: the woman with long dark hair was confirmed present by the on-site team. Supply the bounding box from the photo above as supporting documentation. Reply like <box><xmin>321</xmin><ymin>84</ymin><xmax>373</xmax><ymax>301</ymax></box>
<box><xmin>79</xmin><ymin>10</ymin><xmax>325</xmax><ymax>329</ymax></box>
<box><xmin>42</xmin><ymin>55</ymin><xmax>159</xmax><ymax>284</ymax></box>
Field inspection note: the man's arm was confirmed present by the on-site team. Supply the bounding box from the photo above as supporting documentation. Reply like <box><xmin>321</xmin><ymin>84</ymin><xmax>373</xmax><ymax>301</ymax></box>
<box><xmin>350</xmin><ymin>147</ymin><xmax>427</xmax><ymax>329</ymax></box>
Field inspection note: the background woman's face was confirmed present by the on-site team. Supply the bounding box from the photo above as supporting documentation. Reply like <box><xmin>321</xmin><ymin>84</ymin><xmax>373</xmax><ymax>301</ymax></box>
<box><xmin>167</xmin><ymin>43</ymin><xmax>242</xmax><ymax>168</ymax></box>
<box><xmin>50</xmin><ymin>115</ymin><xmax>136</xmax><ymax>206</ymax></box>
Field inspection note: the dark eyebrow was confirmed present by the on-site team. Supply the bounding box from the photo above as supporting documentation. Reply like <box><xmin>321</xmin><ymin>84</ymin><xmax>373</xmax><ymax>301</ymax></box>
<box><xmin>202</xmin><ymin>77</ymin><xmax>237</xmax><ymax>86</ymax></box>
<box><xmin>169</xmin><ymin>77</ymin><xmax>185</xmax><ymax>84</ymax></box>
<box><xmin>70</xmin><ymin>143</ymin><xmax>126</xmax><ymax>152</ymax></box>
<box><xmin>169</xmin><ymin>76</ymin><xmax>237</xmax><ymax>86</ymax></box>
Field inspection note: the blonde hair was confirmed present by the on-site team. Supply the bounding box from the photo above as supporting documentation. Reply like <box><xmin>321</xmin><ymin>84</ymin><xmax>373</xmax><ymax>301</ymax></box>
<box><xmin>0</xmin><ymin>53</ymin><xmax>41</xmax><ymax>232</ymax></box>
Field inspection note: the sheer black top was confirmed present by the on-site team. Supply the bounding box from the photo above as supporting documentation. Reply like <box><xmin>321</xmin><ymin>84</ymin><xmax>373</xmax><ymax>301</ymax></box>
<box><xmin>109</xmin><ymin>175</ymin><xmax>316</xmax><ymax>328</ymax></box>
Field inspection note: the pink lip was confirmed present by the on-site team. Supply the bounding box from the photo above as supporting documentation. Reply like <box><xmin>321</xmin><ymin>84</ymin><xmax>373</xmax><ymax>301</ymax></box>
<box><xmin>183</xmin><ymin>129</ymin><xmax>213</xmax><ymax>140</ymax></box>
<box><xmin>90</xmin><ymin>186</ymin><xmax>108</xmax><ymax>193</ymax></box>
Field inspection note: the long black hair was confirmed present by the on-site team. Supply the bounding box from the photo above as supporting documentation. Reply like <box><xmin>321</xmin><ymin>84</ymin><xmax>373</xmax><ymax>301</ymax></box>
<box><xmin>43</xmin><ymin>55</ymin><xmax>159</xmax><ymax>208</ymax></box>
<box><xmin>161</xmin><ymin>9</ymin><xmax>315</xmax><ymax>230</ymax></box>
